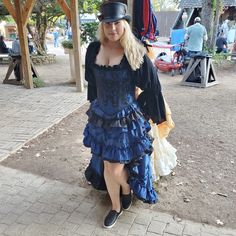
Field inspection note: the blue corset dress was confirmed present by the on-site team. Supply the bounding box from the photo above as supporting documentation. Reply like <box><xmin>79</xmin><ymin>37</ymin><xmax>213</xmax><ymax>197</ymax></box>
<box><xmin>83</xmin><ymin>60</ymin><xmax>157</xmax><ymax>204</ymax></box>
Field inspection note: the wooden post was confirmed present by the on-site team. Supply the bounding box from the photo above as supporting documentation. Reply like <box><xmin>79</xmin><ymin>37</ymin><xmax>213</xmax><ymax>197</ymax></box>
<box><xmin>2</xmin><ymin>0</ymin><xmax>16</xmax><ymax>22</ymax></box>
<box><xmin>14</xmin><ymin>0</ymin><xmax>33</xmax><ymax>89</ymax></box>
<box><xmin>57</xmin><ymin>0</ymin><xmax>72</xmax><ymax>23</ymax></box>
<box><xmin>22</xmin><ymin>0</ymin><xmax>36</xmax><ymax>27</ymax></box>
<box><xmin>70</xmin><ymin>0</ymin><xmax>83</xmax><ymax>92</ymax></box>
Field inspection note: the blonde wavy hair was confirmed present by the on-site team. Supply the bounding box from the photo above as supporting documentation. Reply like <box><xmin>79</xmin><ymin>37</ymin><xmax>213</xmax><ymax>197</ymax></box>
<box><xmin>98</xmin><ymin>20</ymin><xmax>146</xmax><ymax>71</ymax></box>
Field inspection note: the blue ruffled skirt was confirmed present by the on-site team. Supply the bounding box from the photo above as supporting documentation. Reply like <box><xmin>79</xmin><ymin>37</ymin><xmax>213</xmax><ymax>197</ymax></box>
<box><xmin>83</xmin><ymin>100</ymin><xmax>157</xmax><ymax>204</ymax></box>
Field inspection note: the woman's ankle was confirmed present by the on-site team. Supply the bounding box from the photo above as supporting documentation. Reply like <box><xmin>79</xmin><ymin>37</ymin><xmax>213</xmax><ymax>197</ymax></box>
<box><xmin>111</xmin><ymin>205</ymin><xmax>122</xmax><ymax>213</ymax></box>
<box><xmin>121</xmin><ymin>185</ymin><xmax>131</xmax><ymax>195</ymax></box>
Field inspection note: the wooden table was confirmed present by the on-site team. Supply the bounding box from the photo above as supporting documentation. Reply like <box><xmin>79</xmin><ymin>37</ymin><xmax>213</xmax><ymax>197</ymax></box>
<box><xmin>181</xmin><ymin>54</ymin><xmax>218</xmax><ymax>88</ymax></box>
<box><xmin>3</xmin><ymin>55</ymin><xmax>39</xmax><ymax>85</ymax></box>
<box><xmin>0</xmin><ymin>54</ymin><xmax>10</xmax><ymax>64</ymax></box>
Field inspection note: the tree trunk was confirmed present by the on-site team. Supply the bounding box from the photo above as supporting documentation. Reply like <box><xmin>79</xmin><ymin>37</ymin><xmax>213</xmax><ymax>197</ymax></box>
<box><xmin>210</xmin><ymin>0</ymin><xmax>223</xmax><ymax>52</ymax></box>
<box><xmin>27</xmin><ymin>5</ymin><xmax>48</xmax><ymax>56</ymax></box>
<box><xmin>27</xmin><ymin>24</ymin><xmax>45</xmax><ymax>56</ymax></box>
<box><xmin>35</xmin><ymin>11</ymin><xmax>48</xmax><ymax>55</ymax></box>
<box><xmin>201</xmin><ymin>0</ymin><xmax>214</xmax><ymax>48</ymax></box>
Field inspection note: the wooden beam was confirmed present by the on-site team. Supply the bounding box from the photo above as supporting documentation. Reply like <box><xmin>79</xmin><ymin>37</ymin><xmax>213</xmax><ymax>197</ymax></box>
<box><xmin>57</xmin><ymin>0</ymin><xmax>71</xmax><ymax>23</ymax></box>
<box><xmin>70</xmin><ymin>0</ymin><xmax>83</xmax><ymax>92</ymax></box>
<box><xmin>14</xmin><ymin>0</ymin><xmax>33</xmax><ymax>89</ymax></box>
<box><xmin>22</xmin><ymin>0</ymin><xmax>36</xmax><ymax>26</ymax></box>
<box><xmin>2</xmin><ymin>0</ymin><xmax>17</xmax><ymax>22</ymax></box>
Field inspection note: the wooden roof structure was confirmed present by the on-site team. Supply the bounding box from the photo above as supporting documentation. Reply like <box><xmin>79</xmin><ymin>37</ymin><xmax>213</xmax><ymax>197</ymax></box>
<box><xmin>179</xmin><ymin>0</ymin><xmax>236</xmax><ymax>8</ymax></box>
<box><xmin>2</xmin><ymin>0</ymin><xmax>83</xmax><ymax>91</ymax></box>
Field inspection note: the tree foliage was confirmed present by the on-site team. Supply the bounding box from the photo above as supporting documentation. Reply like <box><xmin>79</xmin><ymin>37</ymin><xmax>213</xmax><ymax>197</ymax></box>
<box><xmin>152</xmin><ymin>0</ymin><xmax>179</xmax><ymax>11</ymax></box>
<box><xmin>28</xmin><ymin>0</ymin><xmax>101</xmax><ymax>55</ymax></box>
<box><xmin>0</xmin><ymin>0</ymin><xmax>102</xmax><ymax>55</ymax></box>
<box><xmin>28</xmin><ymin>1</ymin><xmax>65</xmax><ymax>55</ymax></box>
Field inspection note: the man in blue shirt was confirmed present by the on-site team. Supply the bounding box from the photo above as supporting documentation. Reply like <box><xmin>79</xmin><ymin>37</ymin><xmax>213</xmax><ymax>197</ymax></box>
<box><xmin>9</xmin><ymin>37</ymin><xmax>36</xmax><ymax>81</ymax></box>
<box><xmin>9</xmin><ymin>37</ymin><xmax>21</xmax><ymax>55</ymax></box>
<box><xmin>185</xmin><ymin>17</ymin><xmax>208</xmax><ymax>57</ymax></box>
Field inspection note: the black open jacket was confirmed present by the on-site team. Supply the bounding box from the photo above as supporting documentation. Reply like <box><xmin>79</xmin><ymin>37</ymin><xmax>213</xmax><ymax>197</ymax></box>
<box><xmin>85</xmin><ymin>41</ymin><xmax>166</xmax><ymax>125</ymax></box>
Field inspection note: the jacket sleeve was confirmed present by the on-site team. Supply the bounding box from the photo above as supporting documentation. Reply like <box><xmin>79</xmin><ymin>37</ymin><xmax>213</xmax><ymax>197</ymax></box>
<box><xmin>85</xmin><ymin>41</ymin><xmax>100</xmax><ymax>102</ymax></box>
<box><xmin>135</xmin><ymin>55</ymin><xmax>166</xmax><ymax>124</ymax></box>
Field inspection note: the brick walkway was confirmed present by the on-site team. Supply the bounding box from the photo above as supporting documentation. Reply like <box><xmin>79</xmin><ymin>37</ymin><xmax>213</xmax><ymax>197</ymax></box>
<box><xmin>0</xmin><ymin>84</ymin><xmax>87</xmax><ymax>162</ymax></box>
<box><xmin>0</xmin><ymin>84</ymin><xmax>235</xmax><ymax>236</ymax></box>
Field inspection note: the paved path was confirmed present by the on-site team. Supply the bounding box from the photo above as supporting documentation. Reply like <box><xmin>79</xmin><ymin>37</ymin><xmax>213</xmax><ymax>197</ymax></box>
<box><xmin>0</xmin><ymin>84</ymin><xmax>236</xmax><ymax>236</ymax></box>
<box><xmin>0</xmin><ymin>165</ymin><xmax>236</xmax><ymax>236</ymax></box>
<box><xmin>0</xmin><ymin>84</ymin><xmax>87</xmax><ymax>162</ymax></box>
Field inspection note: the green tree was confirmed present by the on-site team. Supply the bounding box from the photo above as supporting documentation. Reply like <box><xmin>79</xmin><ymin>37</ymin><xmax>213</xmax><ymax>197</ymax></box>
<box><xmin>0</xmin><ymin>0</ymin><xmax>7</xmax><ymax>21</ymax></box>
<box><xmin>152</xmin><ymin>0</ymin><xmax>178</xmax><ymax>11</ymax></box>
<box><xmin>27</xmin><ymin>1</ymin><xmax>64</xmax><ymax>55</ymax></box>
<box><xmin>0</xmin><ymin>0</ymin><xmax>101</xmax><ymax>55</ymax></box>
<box><xmin>28</xmin><ymin>0</ymin><xmax>101</xmax><ymax>55</ymax></box>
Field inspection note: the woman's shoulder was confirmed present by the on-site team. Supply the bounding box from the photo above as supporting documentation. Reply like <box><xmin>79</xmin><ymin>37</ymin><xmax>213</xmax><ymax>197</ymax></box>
<box><xmin>86</xmin><ymin>41</ymin><xmax>101</xmax><ymax>62</ymax></box>
<box><xmin>87</xmin><ymin>41</ymin><xmax>101</xmax><ymax>51</ymax></box>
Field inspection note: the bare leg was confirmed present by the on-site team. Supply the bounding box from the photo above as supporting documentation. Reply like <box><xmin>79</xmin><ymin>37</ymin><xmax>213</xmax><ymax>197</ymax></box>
<box><xmin>104</xmin><ymin>161</ymin><xmax>130</xmax><ymax>211</ymax></box>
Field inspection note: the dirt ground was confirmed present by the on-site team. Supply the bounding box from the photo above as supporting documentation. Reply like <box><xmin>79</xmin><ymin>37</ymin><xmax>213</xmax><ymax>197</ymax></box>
<box><xmin>1</xmin><ymin>55</ymin><xmax>236</xmax><ymax>229</ymax></box>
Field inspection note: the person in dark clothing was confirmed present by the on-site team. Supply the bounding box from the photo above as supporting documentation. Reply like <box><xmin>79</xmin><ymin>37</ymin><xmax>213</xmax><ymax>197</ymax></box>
<box><xmin>0</xmin><ymin>35</ymin><xmax>9</xmax><ymax>54</ymax></box>
<box><xmin>216</xmin><ymin>31</ymin><xmax>228</xmax><ymax>53</ymax></box>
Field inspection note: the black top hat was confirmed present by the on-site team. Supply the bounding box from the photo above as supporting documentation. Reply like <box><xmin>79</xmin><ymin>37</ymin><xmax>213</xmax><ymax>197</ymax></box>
<box><xmin>98</xmin><ymin>2</ymin><xmax>131</xmax><ymax>23</ymax></box>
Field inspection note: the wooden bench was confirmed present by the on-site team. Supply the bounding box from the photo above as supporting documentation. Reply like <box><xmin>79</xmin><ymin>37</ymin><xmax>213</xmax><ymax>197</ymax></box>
<box><xmin>3</xmin><ymin>55</ymin><xmax>39</xmax><ymax>85</ymax></box>
<box><xmin>0</xmin><ymin>54</ymin><xmax>11</xmax><ymax>64</ymax></box>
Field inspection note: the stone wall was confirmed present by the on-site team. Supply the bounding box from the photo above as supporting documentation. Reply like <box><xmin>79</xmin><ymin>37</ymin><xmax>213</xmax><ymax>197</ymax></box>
<box><xmin>31</xmin><ymin>54</ymin><xmax>56</xmax><ymax>65</ymax></box>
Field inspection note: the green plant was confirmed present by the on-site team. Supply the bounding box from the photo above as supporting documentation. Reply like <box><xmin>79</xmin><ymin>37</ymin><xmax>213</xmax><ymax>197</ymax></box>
<box><xmin>61</xmin><ymin>39</ymin><xmax>73</xmax><ymax>49</ymax></box>
<box><xmin>32</xmin><ymin>77</ymin><xmax>45</xmax><ymax>88</ymax></box>
<box><xmin>212</xmin><ymin>52</ymin><xmax>231</xmax><ymax>66</ymax></box>
<box><xmin>203</xmin><ymin>45</ymin><xmax>232</xmax><ymax>66</ymax></box>
<box><xmin>203</xmin><ymin>45</ymin><xmax>214</xmax><ymax>54</ymax></box>
<box><xmin>61</xmin><ymin>21</ymin><xmax>99</xmax><ymax>49</ymax></box>
<box><xmin>81</xmin><ymin>22</ymin><xmax>99</xmax><ymax>44</ymax></box>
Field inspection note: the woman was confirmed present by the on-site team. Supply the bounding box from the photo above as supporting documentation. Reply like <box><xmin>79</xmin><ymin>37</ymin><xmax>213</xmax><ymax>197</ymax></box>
<box><xmin>83</xmin><ymin>2</ymin><xmax>166</xmax><ymax>228</ymax></box>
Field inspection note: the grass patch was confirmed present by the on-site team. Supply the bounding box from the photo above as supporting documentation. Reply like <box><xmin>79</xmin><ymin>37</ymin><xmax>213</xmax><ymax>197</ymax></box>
<box><xmin>32</xmin><ymin>77</ymin><xmax>45</xmax><ymax>88</ymax></box>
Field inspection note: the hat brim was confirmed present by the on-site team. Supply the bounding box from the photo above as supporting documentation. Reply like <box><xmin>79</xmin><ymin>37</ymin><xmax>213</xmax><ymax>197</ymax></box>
<box><xmin>98</xmin><ymin>15</ymin><xmax>131</xmax><ymax>23</ymax></box>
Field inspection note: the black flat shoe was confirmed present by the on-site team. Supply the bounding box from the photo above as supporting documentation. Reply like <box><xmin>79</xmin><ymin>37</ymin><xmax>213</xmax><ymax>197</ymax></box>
<box><xmin>103</xmin><ymin>208</ymin><xmax>123</xmax><ymax>229</ymax></box>
<box><xmin>121</xmin><ymin>192</ymin><xmax>132</xmax><ymax>210</ymax></box>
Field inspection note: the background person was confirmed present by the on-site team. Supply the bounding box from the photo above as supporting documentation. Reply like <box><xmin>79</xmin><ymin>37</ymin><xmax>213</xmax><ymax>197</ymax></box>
<box><xmin>216</xmin><ymin>31</ymin><xmax>228</xmax><ymax>53</ymax></box>
<box><xmin>67</xmin><ymin>26</ymin><xmax>72</xmax><ymax>40</ymax></box>
<box><xmin>0</xmin><ymin>35</ymin><xmax>9</xmax><ymax>54</ymax></box>
<box><xmin>220</xmin><ymin>19</ymin><xmax>229</xmax><ymax>40</ymax></box>
<box><xmin>10</xmin><ymin>37</ymin><xmax>21</xmax><ymax>56</ymax></box>
<box><xmin>184</xmin><ymin>17</ymin><xmax>208</xmax><ymax>57</ymax></box>
<box><xmin>83</xmin><ymin>1</ymin><xmax>166</xmax><ymax>229</ymax></box>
